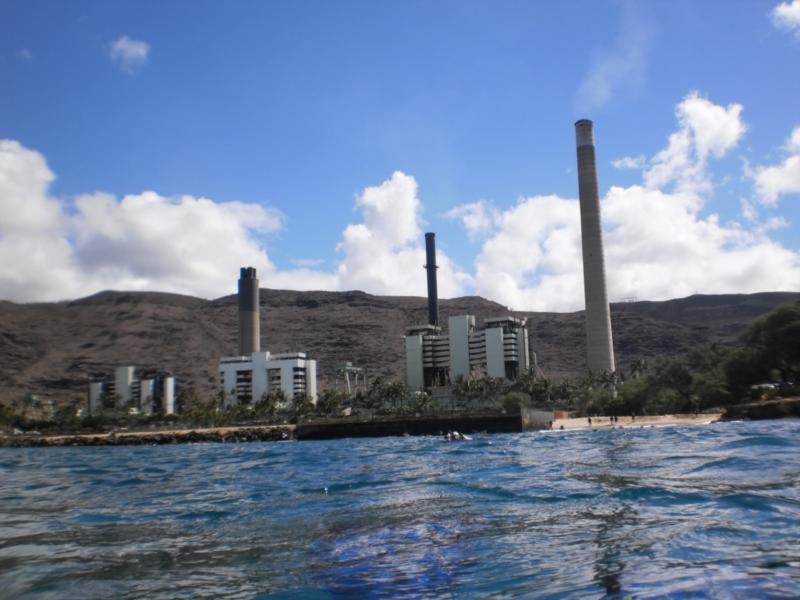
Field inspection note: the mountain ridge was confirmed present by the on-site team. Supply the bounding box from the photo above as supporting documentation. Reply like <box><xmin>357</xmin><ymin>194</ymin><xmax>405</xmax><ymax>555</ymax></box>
<box><xmin>1</xmin><ymin>289</ymin><xmax>797</xmax><ymax>407</ymax></box>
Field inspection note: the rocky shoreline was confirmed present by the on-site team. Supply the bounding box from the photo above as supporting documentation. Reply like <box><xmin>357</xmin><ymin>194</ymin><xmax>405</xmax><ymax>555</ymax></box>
<box><xmin>0</xmin><ymin>425</ymin><xmax>295</xmax><ymax>448</ymax></box>
<box><xmin>3</xmin><ymin>398</ymin><xmax>799</xmax><ymax>448</ymax></box>
<box><xmin>720</xmin><ymin>396</ymin><xmax>800</xmax><ymax>421</ymax></box>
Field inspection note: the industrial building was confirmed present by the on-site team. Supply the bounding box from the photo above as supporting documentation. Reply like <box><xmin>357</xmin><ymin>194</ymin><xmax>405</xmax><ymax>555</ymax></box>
<box><xmin>575</xmin><ymin>119</ymin><xmax>616</xmax><ymax>373</ymax></box>
<box><xmin>219</xmin><ymin>352</ymin><xmax>317</xmax><ymax>407</ymax></box>
<box><xmin>405</xmin><ymin>314</ymin><xmax>530</xmax><ymax>391</ymax></box>
<box><xmin>218</xmin><ymin>267</ymin><xmax>318</xmax><ymax>407</ymax></box>
<box><xmin>88</xmin><ymin>366</ymin><xmax>175</xmax><ymax>416</ymax></box>
<box><xmin>404</xmin><ymin>232</ymin><xmax>532</xmax><ymax>391</ymax></box>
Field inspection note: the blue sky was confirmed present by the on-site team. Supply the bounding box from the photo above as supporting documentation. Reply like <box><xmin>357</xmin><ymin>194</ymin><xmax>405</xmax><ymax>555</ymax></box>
<box><xmin>1</xmin><ymin>0</ymin><xmax>799</xmax><ymax>310</ymax></box>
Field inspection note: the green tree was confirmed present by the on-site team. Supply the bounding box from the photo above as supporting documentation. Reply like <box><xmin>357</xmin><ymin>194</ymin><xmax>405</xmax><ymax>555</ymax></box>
<box><xmin>254</xmin><ymin>390</ymin><xmax>284</xmax><ymax>421</ymax></box>
<box><xmin>411</xmin><ymin>392</ymin><xmax>433</xmax><ymax>414</ymax></box>
<box><xmin>740</xmin><ymin>301</ymin><xmax>800</xmax><ymax>384</ymax></box>
<box><xmin>292</xmin><ymin>395</ymin><xmax>314</xmax><ymax>421</ymax></box>
<box><xmin>315</xmin><ymin>389</ymin><xmax>350</xmax><ymax>416</ymax></box>
<box><xmin>502</xmin><ymin>391</ymin><xmax>529</xmax><ymax>413</ymax></box>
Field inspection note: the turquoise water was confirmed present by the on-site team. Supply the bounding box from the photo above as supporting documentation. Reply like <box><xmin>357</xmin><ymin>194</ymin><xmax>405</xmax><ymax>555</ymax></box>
<box><xmin>1</xmin><ymin>420</ymin><xmax>800</xmax><ymax>599</ymax></box>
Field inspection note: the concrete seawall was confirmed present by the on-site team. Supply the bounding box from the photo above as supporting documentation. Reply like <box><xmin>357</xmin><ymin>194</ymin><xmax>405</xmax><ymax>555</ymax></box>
<box><xmin>296</xmin><ymin>413</ymin><xmax>528</xmax><ymax>440</ymax></box>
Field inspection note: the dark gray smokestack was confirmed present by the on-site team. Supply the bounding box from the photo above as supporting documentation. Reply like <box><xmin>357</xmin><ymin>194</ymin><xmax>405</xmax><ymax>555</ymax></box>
<box><xmin>424</xmin><ymin>232</ymin><xmax>439</xmax><ymax>326</ymax></box>
<box><xmin>238</xmin><ymin>267</ymin><xmax>260</xmax><ymax>355</ymax></box>
<box><xmin>575</xmin><ymin>119</ymin><xmax>615</xmax><ymax>374</ymax></box>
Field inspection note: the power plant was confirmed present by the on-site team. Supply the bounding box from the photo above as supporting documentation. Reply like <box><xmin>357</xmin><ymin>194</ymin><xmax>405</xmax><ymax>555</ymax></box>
<box><xmin>86</xmin><ymin>121</ymin><xmax>612</xmax><ymax>417</ymax></box>
<box><xmin>88</xmin><ymin>367</ymin><xmax>175</xmax><ymax>416</ymax></box>
<box><xmin>405</xmin><ymin>232</ymin><xmax>531</xmax><ymax>391</ymax></box>
<box><xmin>575</xmin><ymin>119</ymin><xmax>615</xmax><ymax>374</ymax></box>
<box><xmin>219</xmin><ymin>267</ymin><xmax>317</xmax><ymax>406</ymax></box>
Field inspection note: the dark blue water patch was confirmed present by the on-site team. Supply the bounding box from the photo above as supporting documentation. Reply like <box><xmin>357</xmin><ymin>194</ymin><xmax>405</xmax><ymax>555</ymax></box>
<box><xmin>1</xmin><ymin>420</ymin><xmax>800</xmax><ymax>598</ymax></box>
<box><xmin>76</xmin><ymin>513</ymin><xmax>132</xmax><ymax>524</ymax></box>
<box><xmin>722</xmin><ymin>433</ymin><xmax>798</xmax><ymax>449</ymax></box>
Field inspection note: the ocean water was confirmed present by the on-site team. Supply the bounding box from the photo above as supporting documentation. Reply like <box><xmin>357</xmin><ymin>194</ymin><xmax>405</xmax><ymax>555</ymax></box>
<box><xmin>1</xmin><ymin>420</ymin><xmax>800</xmax><ymax>599</ymax></box>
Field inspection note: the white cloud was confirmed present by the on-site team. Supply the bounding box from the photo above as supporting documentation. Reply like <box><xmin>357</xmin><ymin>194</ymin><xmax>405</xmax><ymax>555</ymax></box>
<box><xmin>752</xmin><ymin>125</ymin><xmax>800</xmax><ymax>205</ymax></box>
<box><xmin>472</xmin><ymin>194</ymin><xmax>582</xmax><ymax>310</ymax></box>
<box><xmin>644</xmin><ymin>91</ymin><xmax>746</xmax><ymax>194</ymax></box>
<box><xmin>444</xmin><ymin>200</ymin><xmax>499</xmax><ymax>239</ymax></box>
<box><xmin>109</xmin><ymin>35</ymin><xmax>150</xmax><ymax>74</ymax></box>
<box><xmin>0</xmin><ymin>145</ymin><xmax>470</xmax><ymax>302</ymax></box>
<box><xmin>2</xmin><ymin>91</ymin><xmax>797</xmax><ymax>311</ymax></box>
<box><xmin>574</xmin><ymin>6</ymin><xmax>654</xmax><ymax>112</ymax></box>
<box><xmin>70</xmin><ymin>192</ymin><xmax>284</xmax><ymax>297</ymax></box>
<box><xmin>336</xmin><ymin>172</ymin><xmax>472</xmax><ymax>297</ymax></box>
<box><xmin>0</xmin><ymin>141</ymin><xmax>82</xmax><ymax>300</ymax></box>
<box><xmin>454</xmin><ymin>94</ymin><xmax>799</xmax><ymax>311</ymax></box>
<box><xmin>0</xmin><ymin>139</ymin><xmax>287</xmax><ymax>301</ymax></box>
<box><xmin>772</xmin><ymin>0</ymin><xmax>800</xmax><ymax>35</ymax></box>
<box><xmin>467</xmin><ymin>185</ymin><xmax>799</xmax><ymax>312</ymax></box>
<box><xmin>611</xmin><ymin>155</ymin><xmax>645</xmax><ymax>170</ymax></box>
<box><xmin>789</xmin><ymin>126</ymin><xmax>800</xmax><ymax>153</ymax></box>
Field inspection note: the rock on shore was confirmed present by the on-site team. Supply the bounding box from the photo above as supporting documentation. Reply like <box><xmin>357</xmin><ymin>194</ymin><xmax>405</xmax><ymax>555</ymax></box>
<box><xmin>0</xmin><ymin>425</ymin><xmax>295</xmax><ymax>448</ymax></box>
<box><xmin>721</xmin><ymin>397</ymin><xmax>800</xmax><ymax>421</ymax></box>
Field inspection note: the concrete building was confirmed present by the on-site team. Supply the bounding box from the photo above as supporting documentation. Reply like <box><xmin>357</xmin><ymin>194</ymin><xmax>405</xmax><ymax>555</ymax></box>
<box><xmin>218</xmin><ymin>267</ymin><xmax>318</xmax><ymax>407</ymax></box>
<box><xmin>575</xmin><ymin>119</ymin><xmax>616</xmax><ymax>374</ymax></box>
<box><xmin>405</xmin><ymin>315</ymin><xmax>530</xmax><ymax>391</ymax></box>
<box><xmin>405</xmin><ymin>231</ymin><xmax>532</xmax><ymax>391</ymax></box>
<box><xmin>219</xmin><ymin>352</ymin><xmax>317</xmax><ymax>407</ymax></box>
<box><xmin>88</xmin><ymin>367</ymin><xmax>176</xmax><ymax>415</ymax></box>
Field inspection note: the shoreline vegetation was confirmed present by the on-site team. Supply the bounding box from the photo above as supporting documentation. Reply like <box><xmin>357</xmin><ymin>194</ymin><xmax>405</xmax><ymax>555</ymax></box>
<box><xmin>2</xmin><ymin>300</ymin><xmax>798</xmax><ymax>448</ymax></box>
<box><xmin>2</xmin><ymin>399</ymin><xmax>799</xmax><ymax>448</ymax></box>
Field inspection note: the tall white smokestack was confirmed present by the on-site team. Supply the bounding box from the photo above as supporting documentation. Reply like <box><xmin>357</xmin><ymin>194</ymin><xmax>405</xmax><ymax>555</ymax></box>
<box><xmin>575</xmin><ymin>119</ymin><xmax>615</xmax><ymax>374</ymax></box>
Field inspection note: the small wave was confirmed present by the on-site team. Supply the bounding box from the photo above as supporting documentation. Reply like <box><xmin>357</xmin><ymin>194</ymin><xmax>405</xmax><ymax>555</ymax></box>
<box><xmin>3</xmin><ymin>421</ymin><xmax>800</xmax><ymax>598</ymax></box>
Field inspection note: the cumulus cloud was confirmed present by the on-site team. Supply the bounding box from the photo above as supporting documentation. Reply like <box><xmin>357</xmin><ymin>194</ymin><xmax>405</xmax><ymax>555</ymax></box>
<box><xmin>109</xmin><ymin>35</ymin><xmax>150</xmax><ymax>74</ymax></box>
<box><xmin>644</xmin><ymin>91</ymin><xmax>745</xmax><ymax>194</ymax></box>
<box><xmin>449</xmin><ymin>93</ymin><xmax>799</xmax><ymax>311</ymax></box>
<box><xmin>0</xmin><ymin>141</ymin><xmax>81</xmax><ymax>300</ymax></box>
<box><xmin>574</xmin><ymin>6</ymin><xmax>654</xmax><ymax>112</ymax></box>
<box><xmin>611</xmin><ymin>155</ymin><xmax>645</xmax><ymax>170</ymax></box>
<box><xmin>466</xmin><ymin>186</ymin><xmax>799</xmax><ymax>312</ymax></box>
<box><xmin>2</xmin><ymin>91</ymin><xmax>797</xmax><ymax>310</ymax></box>
<box><xmin>752</xmin><ymin>125</ymin><xmax>800</xmax><ymax>205</ymax></box>
<box><xmin>444</xmin><ymin>200</ymin><xmax>499</xmax><ymax>239</ymax></box>
<box><xmin>0</xmin><ymin>139</ymin><xmax>287</xmax><ymax>301</ymax></box>
<box><xmin>0</xmin><ymin>143</ymin><xmax>469</xmax><ymax>302</ymax></box>
<box><xmin>70</xmin><ymin>192</ymin><xmax>284</xmax><ymax>297</ymax></box>
<box><xmin>772</xmin><ymin>0</ymin><xmax>800</xmax><ymax>35</ymax></box>
<box><xmin>336</xmin><ymin>172</ymin><xmax>471</xmax><ymax>297</ymax></box>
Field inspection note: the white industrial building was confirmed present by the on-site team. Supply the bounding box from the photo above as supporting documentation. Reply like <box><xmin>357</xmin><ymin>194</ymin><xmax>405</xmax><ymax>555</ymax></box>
<box><xmin>218</xmin><ymin>267</ymin><xmax>318</xmax><ymax>408</ymax></box>
<box><xmin>88</xmin><ymin>366</ymin><xmax>175</xmax><ymax>415</ymax></box>
<box><xmin>405</xmin><ymin>315</ymin><xmax>531</xmax><ymax>391</ymax></box>
<box><xmin>219</xmin><ymin>351</ymin><xmax>317</xmax><ymax>407</ymax></box>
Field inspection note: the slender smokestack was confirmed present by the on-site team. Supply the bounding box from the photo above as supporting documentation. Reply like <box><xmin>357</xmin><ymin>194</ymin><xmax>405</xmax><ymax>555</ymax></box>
<box><xmin>238</xmin><ymin>267</ymin><xmax>260</xmax><ymax>355</ymax></box>
<box><xmin>424</xmin><ymin>232</ymin><xmax>439</xmax><ymax>326</ymax></box>
<box><xmin>575</xmin><ymin>119</ymin><xmax>615</xmax><ymax>373</ymax></box>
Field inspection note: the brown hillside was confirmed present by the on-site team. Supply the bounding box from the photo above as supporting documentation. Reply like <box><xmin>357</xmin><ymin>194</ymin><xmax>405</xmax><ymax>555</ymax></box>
<box><xmin>0</xmin><ymin>290</ymin><xmax>797</xmax><ymax>406</ymax></box>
